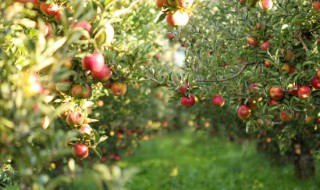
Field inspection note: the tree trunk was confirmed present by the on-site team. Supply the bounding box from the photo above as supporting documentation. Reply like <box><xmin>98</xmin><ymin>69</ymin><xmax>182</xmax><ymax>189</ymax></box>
<box><xmin>292</xmin><ymin>142</ymin><xmax>316</xmax><ymax>179</ymax></box>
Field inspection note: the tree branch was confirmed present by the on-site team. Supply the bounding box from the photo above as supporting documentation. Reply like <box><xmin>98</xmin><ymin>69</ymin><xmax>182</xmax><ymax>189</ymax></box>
<box><xmin>298</xmin><ymin>36</ymin><xmax>309</xmax><ymax>53</ymax></box>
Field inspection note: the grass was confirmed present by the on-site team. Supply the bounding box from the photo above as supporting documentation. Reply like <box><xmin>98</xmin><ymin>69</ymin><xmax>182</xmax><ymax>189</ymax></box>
<box><xmin>118</xmin><ymin>129</ymin><xmax>320</xmax><ymax>190</ymax></box>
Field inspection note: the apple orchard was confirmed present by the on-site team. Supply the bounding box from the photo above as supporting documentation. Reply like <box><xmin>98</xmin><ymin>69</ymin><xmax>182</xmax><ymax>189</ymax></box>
<box><xmin>1</xmin><ymin>0</ymin><xmax>320</xmax><ymax>188</ymax></box>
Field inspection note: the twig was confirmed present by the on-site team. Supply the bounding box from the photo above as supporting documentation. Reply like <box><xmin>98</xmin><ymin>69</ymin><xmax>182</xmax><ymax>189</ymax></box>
<box><xmin>196</xmin><ymin>63</ymin><xmax>252</xmax><ymax>83</ymax></box>
<box><xmin>298</xmin><ymin>36</ymin><xmax>309</xmax><ymax>53</ymax></box>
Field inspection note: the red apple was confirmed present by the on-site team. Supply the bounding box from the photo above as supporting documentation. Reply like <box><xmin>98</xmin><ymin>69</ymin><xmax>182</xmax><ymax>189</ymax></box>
<box><xmin>269</xmin><ymin>99</ymin><xmax>280</xmax><ymax>106</ymax></box>
<box><xmin>91</xmin><ymin>64</ymin><xmax>113</xmax><ymax>81</ymax></box>
<box><xmin>259</xmin><ymin>0</ymin><xmax>273</xmax><ymax>10</ymax></box>
<box><xmin>288</xmin><ymin>84</ymin><xmax>299</xmax><ymax>96</ymax></box>
<box><xmin>285</xmin><ymin>49</ymin><xmax>294</xmax><ymax>61</ymax></box>
<box><xmin>79</xmin><ymin>124</ymin><xmax>92</xmax><ymax>135</ymax></box>
<box><xmin>246</xmin><ymin>36</ymin><xmax>259</xmax><ymax>47</ymax></box>
<box><xmin>260</xmin><ymin>41</ymin><xmax>271</xmax><ymax>51</ymax></box>
<box><xmin>156</xmin><ymin>0</ymin><xmax>168</xmax><ymax>8</ymax></box>
<box><xmin>71</xmin><ymin>84</ymin><xmax>91</xmax><ymax>99</ymax></box>
<box><xmin>181</xmin><ymin>95</ymin><xmax>195</xmax><ymax>107</ymax></box>
<box><xmin>239</xmin><ymin>0</ymin><xmax>246</xmax><ymax>5</ymax></box>
<box><xmin>212</xmin><ymin>95</ymin><xmax>225</xmax><ymax>107</ymax></box>
<box><xmin>316</xmin><ymin>69</ymin><xmax>320</xmax><ymax>79</ymax></box>
<box><xmin>317</xmin><ymin>118</ymin><xmax>320</xmax><ymax>125</ymax></box>
<box><xmin>311</xmin><ymin>77</ymin><xmax>320</xmax><ymax>89</ymax></box>
<box><xmin>289</xmin><ymin>66</ymin><xmax>298</xmax><ymax>74</ymax></box>
<box><xmin>40</xmin><ymin>3</ymin><xmax>59</xmax><ymax>15</ymax></box>
<box><xmin>168</xmin><ymin>33</ymin><xmax>175</xmax><ymax>40</ymax></box>
<box><xmin>280</xmin><ymin>110</ymin><xmax>294</xmax><ymax>122</ymax></box>
<box><xmin>82</xmin><ymin>53</ymin><xmax>105</xmax><ymax>72</ymax></box>
<box><xmin>66</xmin><ymin>112</ymin><xmax>84</xmax><ymax>127</ymax></box>
<box><xmin>72</xmin><ymin>144</ymin><xmax>89</xmax><ymax>158</ymax></box>
<box><xmin>238</xmin><ymin>105</ymin><xmax>251</xmax><ymax>120</ymax></box>
<box><xmin>281</xmin><ymin>63</ymin><xmax>290</xmax><ymax>73</ymax></box>
<box><xmin>298</xmin><ymin>86</ymin><xmax>311</xmax><ymax>100</ymax></box>
<box><xmin>15</xmin><ymin>0</ymin><xmax>39</xmax><ymax>4</ymax></box>
<box><xmin>72</xmin><ymin>21</ymin><xmax>92</xmax><ymax>33</ymax></box>
<box><xmin>178</xmin><ymin>82</ymin><xmax>189</xmax><ymax>95</ymax></box>
<box><xmin>166</xmin><ymin>11</ymin><xmax>190</xmax><ymax>27</ymax></box>
<box><xmin>177</xmin><ymin>0</ymin><xmax>194</xmax><ymax>8</ymax></box>
<box><xmin>111</xmin><ymin>83</ymin><xmax>127</xmax><ymax>96</ymax></box>
<box><xmin>269</xmin><ymin>86</ymin><xmax>284</xmax><ymax>100</ymax></box>
<box><xmin>55</xmin><ymin>10</ymin><xmax>62</xmax><ymax>22</ymax></box>
<box><xmin>264</xmin><ymin>60</ymin><xmax>271</xmax><ymax>68</ymax></box>
<box><xmin>313</xmin><ymin>1</ymin><xmax>320</xmax><ymax>13</ymax></box>
<box><xmin>248</xmin><ymin>83</ymin><xmax>259</xmax><ymax>94</ymax></box>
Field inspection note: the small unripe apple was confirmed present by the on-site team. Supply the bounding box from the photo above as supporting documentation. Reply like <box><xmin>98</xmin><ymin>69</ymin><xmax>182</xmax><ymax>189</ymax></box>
<box><xmin>246</xmin><ymin>36</ymin><xmax>259</xmax><ymax>47</ymax></box>
<box><xmin>238</xmin><ymin>105</ymin><xmax>251</xmax><ymax>120</ymax></box>
<box><xmin>269</xmin><ymin>86</ymin><xmax>284</xmax><ymax>100</ymax></box>
<box><xmin>259</xmin><ymin>0</ymin><xmax>273</xmax><ymax>10</ymax></box>
<box><xmin>111</xmin><ymin>83</ymin><xmax>127</xmax><ymax>96</ymax></box>
<box><xmin>91</xmin><ymin>64</ymin><xmax>113</xmax><ymax>81</ymax></box>
<box><xmin>166</xmin><ymin>11</ymin><xmax>190</xmax><ymax>27</ymax></box>
<box><xmin>280</xmin><ymin>110</ymin><xmax>294</xmax><ymax>122</ymax></box>
<box><xmin>72</xmin><ymin>144</ymin><xmax>89</xmax><ymax>158</ymax></box>
<box><xmin>66</xmin><ymin>112</ymin><xmax>84</xmax><ymax>127</ymax></box>
<box><xmin>156</xmin><ymin>0</ymin><xmax>168</xmax><ymax>8</ymax></box>
<box><xmin>212</xmin><ymin>95</ymin><xmax>225</xmax><ymax>107</ymax></box>
<box><xmin>311</xmin><ymin>77</ymin><xmax>320</xmax><ymax>89</ymax></box>
<box><xmin>298</xmin><ymin>86</ymin><xmax>311</xmax><ymax>100</ymax></box>
<box><xmin>260</xmin><ymin>41</ymin><xmax>271</xmax><ymax>51</ymax></box>
<box><xmin>83</xmin><ymin>53</ymin><xmax>105</xmax><ymax>72</ymax></box>
<box><xmin>79</xmin><ymin>124</ymin><xmax>92</xmax><ymax>135</ymax></box>
<box><xmin>40</xmin><ymin>3</ymin><xmax>59</xmax><ymax>15</ymax></box>
<box><xmin>181</xmin><ymin>95</ymin><xmax>196</xmax><ymax>107</ymax></box>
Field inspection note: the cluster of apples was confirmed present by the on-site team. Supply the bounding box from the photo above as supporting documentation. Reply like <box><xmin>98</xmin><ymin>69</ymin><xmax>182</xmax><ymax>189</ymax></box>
<box><xmin>239</xmin><ymin>0</ymin><xmax>273</xmax><ymax>10</ymax></box>
<box><xmin>156</xmin><ymin>0</ymin><xmax>194</xmax><ymax>27</ymax></box>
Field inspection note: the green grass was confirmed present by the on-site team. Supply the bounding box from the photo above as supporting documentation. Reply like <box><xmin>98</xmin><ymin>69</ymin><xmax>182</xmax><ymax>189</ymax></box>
<box><xmin>118</xmin><ymin>130</ymin><xmax>320</xmax><ymax>190</ymax></box>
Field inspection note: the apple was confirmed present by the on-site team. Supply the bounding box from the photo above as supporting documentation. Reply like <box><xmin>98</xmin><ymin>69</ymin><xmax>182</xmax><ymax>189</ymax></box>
<box><xmin>91</xmin><ymin>64</ymin><xmax>113</xmax><ymax>81</ymax></box>
<box><xmin>260</xmin><ymin>41</ymin><xmax>271</xmax><ymax>51</ymax></box>
<box><xmin>281</xmin><ymin>63</ymin><xmax>290</xmax><ymax>73</ymax></box>
<box><xmin>181</xmin><ymin>95</ymin><xmax>196</xmax><ymax>107</ymax></box>
<box><xmin>311</xmin><ymin>77</ymin><xmax>320</xmax><ymax>89</ymax></box>
<box><xmin>155</xmin><ymin>54</ymin><xmax>161</xmax><ymax>60</ymax></box>
<box><xmin>82</xmin><ymin>53</ymin><xmax>105</xmax><ymax>72</ymax></box>
<box><xmin>264</xmin><ymin>60</ymin><xmax>271</xmax><ymax>68</ymax></box>
<box><xmin>313</xmin><ymin>1</ymin><xmax>320</xmax><ymax>13</ymax></box>
<box><xmin>94</xmin><ymin>23</ymin><xmax>114</xmax><ymax>47</ymax></box>
<box><xmin>79</xmin><ymin>124</ymin><xmax>92</xmax><ymax>135</ymax></box>
<box><xmin>156</xmin><ymin>0</ymin><xmax>168</xmax><ymax>8</ymax></box>
<box><xmin>111</xmin><ymin>83</ymin><xmax>127</xmax><ymax>96</ymax></box>
<box><xmin>298</xmin><ymin>86</ymin><xmax>311</xmax><ymax>100</ymax></box>
<box><xmin>177</xmin><ymin>0</ymin><xmax>194</xmax><ymax>8</ymax></box>
<box><xmin>288</xmin><ymin>84</ymin><xmax>299</xmax><ymax>96</ymax></box>
<box><xmin>72</xmin><ymin>21</ymin><xmax>92</xmax><ymax>33</ymax></box>
<box><xmin>181</xmin><ymin>42</ymin><xmax>187</xmax><ymax>47</ymax></box>
<box><xmin>269</xmin><ymin>86</ymin><xmax>284</xmax><ymax>100</ymax></box>
<box><xmin>269</xmin><ymin>99</ymin><xmax>280</xmax><ymax>106</ymax></box>
<box><xmin>248</xmin><ymin>83</ymin><xmax>259</xmax><ymax>94</ymax></box>
<box><xmin>55</xmin><ymin>10</ymin><xmax>62</xmax><ymax>22</ymax></box>
<box><xmin>259</xmin><ymin>0</ymin><xmax>273</xmax><ymax>10</ymax></box>
<box><xmin>285</xmin><ymin>49</ymin><xmax>294</xmax><ymax>61</ymax></box>
<box><xmin>316</xmin><ymin>69</ymin><xmax>320</xmax><ymax>79</ymax></box>
<box><xmin>238</xmin><ymin>105</ymin><xmax>251</xmax><ymax>120</ymax></box>
<box><xmin>280</xmin><ymin>110</ymin><xmax>294</xmax><ymax>122</ymax></box>
<box><xmin>66</xmin><ymin>112</ymin><xmax>84</xmax><ymax>127</ymax></box>
<box><xmin>71</xmin><ymin>84</ymin><xmax>91</xmax><ymax>99</ymax></box>
<box><xmin>15</xmin><ymin>0</ymin><xmax>39</xmax><ymax>4</ymax></box>
<box><xmin>317</xmin><ymin>118</ymin><xmax>320</xmax><ymax>125</ymax></box>
<box><xmin>246</xmin><ymin>36</ymin><xmax>259</xmax><ymax>47</ymax></box>
<box><xmin>289</xmin><ymin>66</ymin><xmax>298</xmax><ymax>74</ymax></box>
<box><xmin>168</xmin><ymin>33</ymin><xmax>175</xmax><ymax>40</ymax></box>
<box><xmin>178</xmin><ymin>82</ymin><xmax>189</xmax><ymax>95</ymax></box>
<box><xmin>305</xmin><ymin>116</ymin><xmax>314</xmax><ymax>125</ymax></box>
<box><xmin>72</xmin><ymin>144</ymin><xmax>89</xmax><ymax>158</ymax></box>
<box><xmin>166</xmin><ymin>11</ymin><xmax>190</xmax><ymax>27</ymax></box>
<box><xmin>40</xmin><ymin>3</ymin><xmax>59</xmax><ymax>15</ymax></box>
<box><xmin>212</xmin><ymin>95</ymin><xmax>225</xmax><ymax>107</ymax></box>
<box><xmin>239</xmin><ymin>0</ymin><xmax>246</xmax><ymax>5</ymax></box>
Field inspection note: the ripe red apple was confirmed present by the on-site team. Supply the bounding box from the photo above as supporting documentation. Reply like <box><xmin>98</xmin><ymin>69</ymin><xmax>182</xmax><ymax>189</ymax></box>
<box><xmin>269</xmin><ymin>86</ymin><xmax>284</xmax><ymax>100</ymax></box>
<box><xmin>280</xmin><ymin>110</ymin><xmax>294</xmax><ymax>122</ymax></box>
<box><xmin>66</xmin><ymin>112</ymin><xmax>84</xmax><ymax>127</ymax></box>
<box><xmin>317</xmin><ymin>118</ymin><xmax>320</xmax><ymax>125</ymax></box>
<box><xmin>285</xmin><ymin>49</ymin><xmax>294</xmax><ymax>61</ymax></box>
<box><xmin>259</xmin><ymin>0</ymin><xmax>273</xmax><ymax>10</ymax></box>
<box><xmin>111</xmin><ymin>83</ymin><xmax>127</xmax><ymax>96</ymax></box>
<box><xmin>181</xmin><ymin>95</ymin><xmax>196</xmax><ymax>107</ymax></box>
<box><xmin>239</xmin><ymin>0</ymin><xmax>246</xmax><ymax>5</ymax></box>
<box><xmin>269</xmin><ymin>99</ymin><xmax>280</xmax><ymax>106</ymax></box>
<box><xmin>313</xmin><ymin>1</ymin><xmax>320</xmax><ymax>13</ymax></box>
<box><xmin>238</xmin><ymin>105</ymin><xmax>251</xmax><ymax>120</ymax></box>
<box><xmin>72</xmin><ymin>144</ymin><xmax>89</xmax><ymax>158</ymax></box>
<box><xmin>167</xmin><ymin>33</ymin><xmax>175</xmax><ymax>40</ymax></box>
<box><xmin>177</xmin><ymin>0</ymin><xmax>194</xmax><ymax>8</ymax></box>
<box><xmin>289</xmin><ymin>66</ymin><xmax>298</xmax><ymax>74</ymax></box>
<box><xmin>212</xmin><ymin>95</ymin><xmax>225</xmax><ymax>107</ymax></box>
<box><xmin>178</xmin><ymin>82</ymin><xmax>189</xmax><ymax>95</ymax></box>
<box><xmin>71</xmin><ymin>84</ymin><xmax>91</xmax><ymax>99</ymax></box>
<box><xmin>55</xmin><ymin>10</ymin><xmax>62</xmax><ymax>22</ymax></box>
<box><xmin>156</xmin><ymin>0</ymin><xmax>168</xmax><ymax>8</ymax></box>
<box><xmin>311</xmin><ymin>77</ymin><xmax>320</xmax><ymax>89</ymax></box>
<box><xmin>298</xmin><ymin>86</ymin><xmax>311</xmax><ymax>100</ymax></box>
<box><xmin>91</xmin><ymin>64</ymin><xmax>113</xmax><ymax>81</ymax></box>
<box><xmin>166</xmin><ymin>11</ymin><xmax>190</xmax><ymax>27</ymax></box>
<box><xmin>264</xmin><ymin>60</ymin><xmax>271</xmax><ymax>68</ymax></box>
<box><xmin>79</xmin><ymin>124</ymin><xmax>92</xmax><ymax>135</ymax></box>
<box><xmin>288</xmin><ymin>84</ymin><xmax>299</xmax><ymax>96</ymax></box>
<box><xmin>248</xmin><ymin>83</ymin><xmax>259</xmax><ymax>94</ymax></box>
<box><xmin>246</xmin><ymin>36</ymin><xmax>259</xmax><ymax>47</ymax></box>
<box><xmin>260</xmin><ymin>41</ymin><xmax>271</xmax><ymax>51</ymax></box>
<box><xmin>82</xmin><ymin>53</ymin><xmax>105</xmax><ymax>72</ymax></box>
<box><xmin>72</xmin><ymin>21</ymin><xmax>92</xmax><ymax>33</ymax></box>
<box><xmin>15</xmin><ymin>0</ymin><xmax>39</xmax><ymax>4</ymax></box>
<box><xmin>40</xmin><ymin>3</ymin><xmax>59</xmax><ymax>15</ymax></box>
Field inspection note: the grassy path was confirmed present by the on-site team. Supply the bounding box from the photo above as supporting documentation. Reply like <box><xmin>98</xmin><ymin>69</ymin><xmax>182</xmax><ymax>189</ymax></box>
<box><xmin>119</xmin><ymin>130</ymin><xmax>319</xmax><ymax>190</ymax></box>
